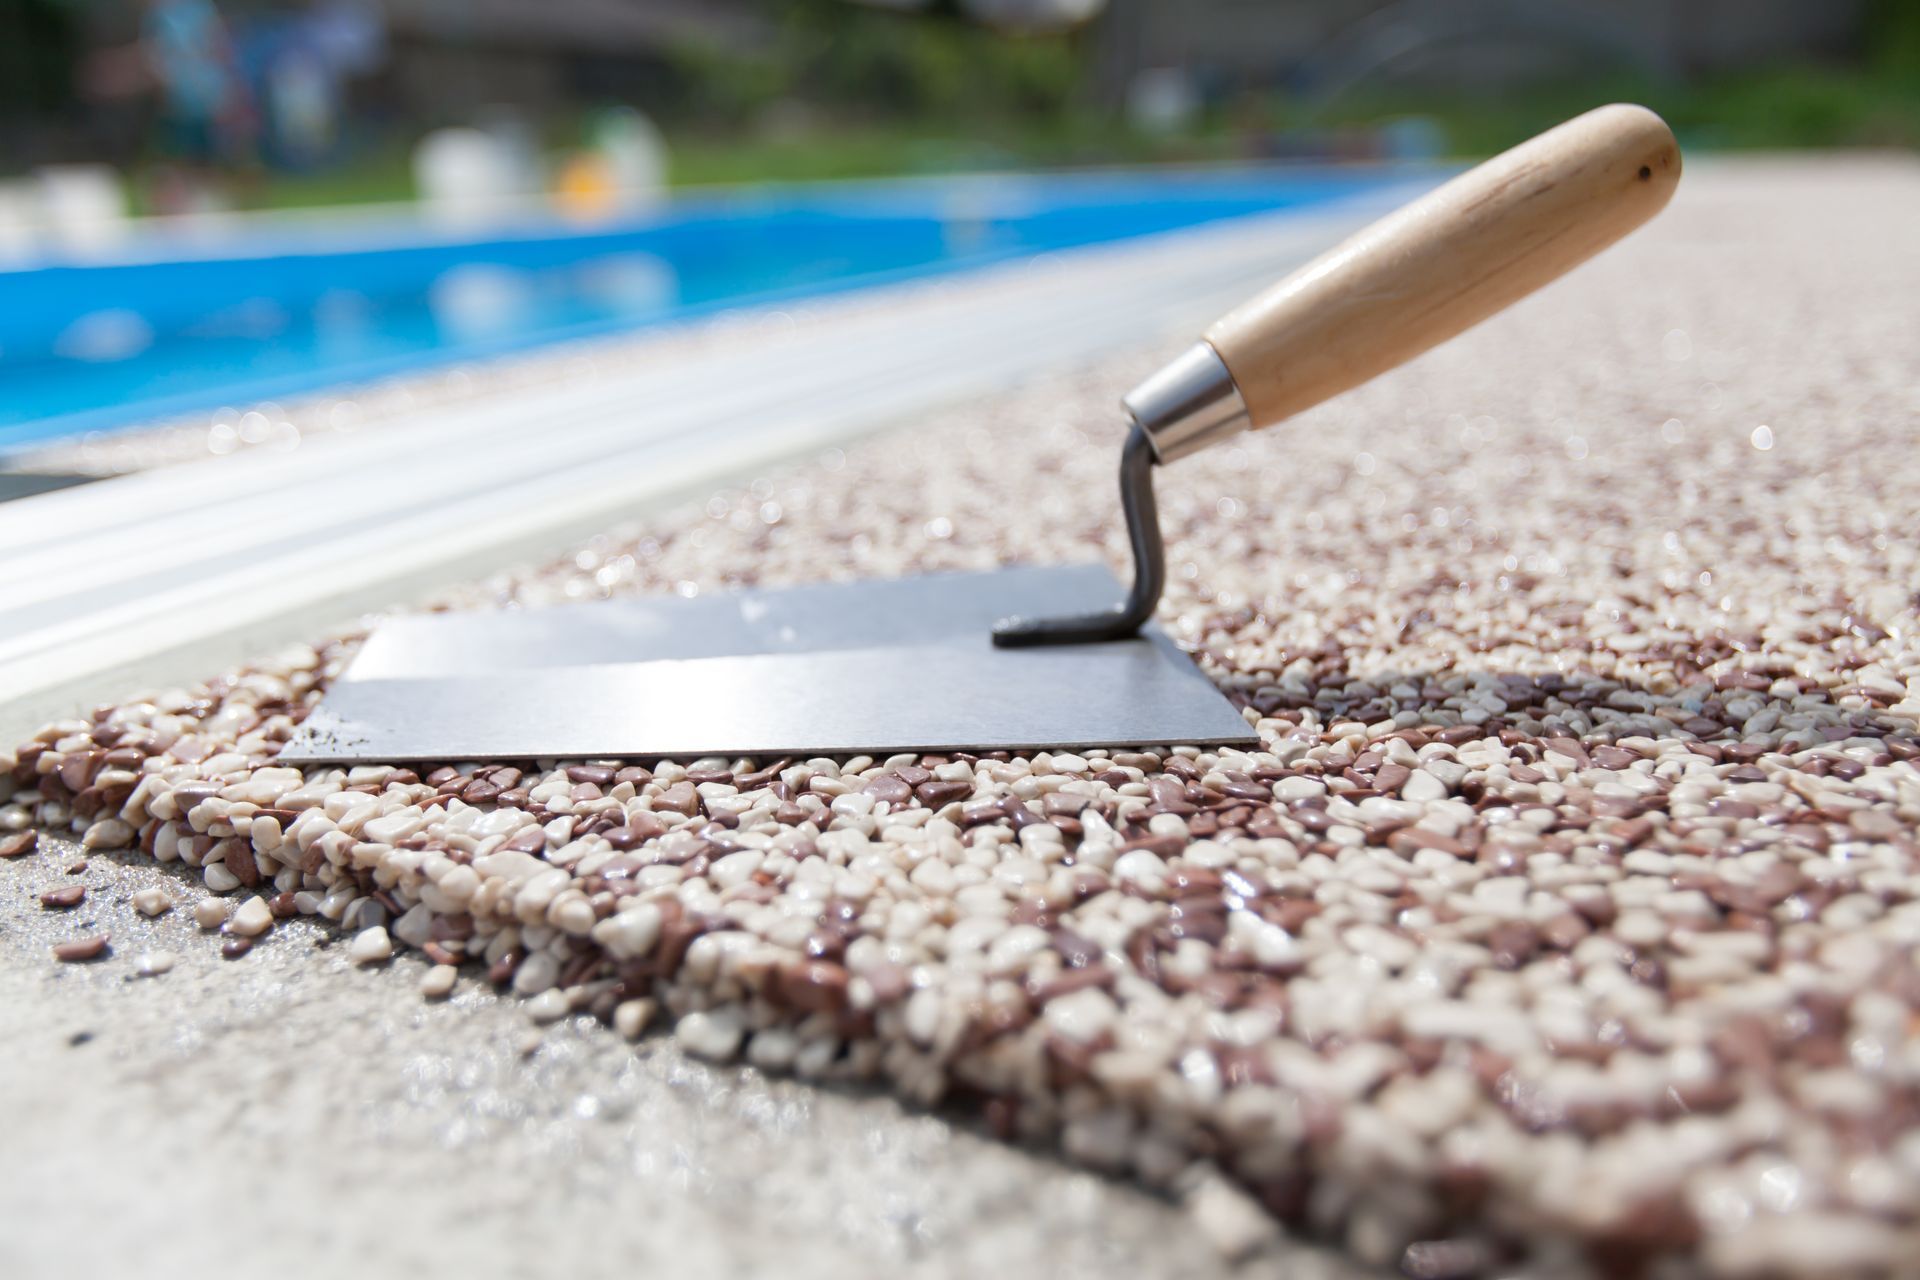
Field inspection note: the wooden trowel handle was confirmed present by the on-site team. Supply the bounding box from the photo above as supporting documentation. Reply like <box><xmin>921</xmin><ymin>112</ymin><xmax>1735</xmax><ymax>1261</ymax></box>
<box><xmin>1132</xmin><ymin>104</ymin><xmax>1681</xmax><ymax>462</ymax></box>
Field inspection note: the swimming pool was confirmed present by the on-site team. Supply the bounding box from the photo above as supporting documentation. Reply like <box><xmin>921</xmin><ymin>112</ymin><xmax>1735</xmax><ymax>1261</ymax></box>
<box><xmin>0</xmin><ymin>169</ymin><xmax>1401</xmax><ymax>451</ymax></box>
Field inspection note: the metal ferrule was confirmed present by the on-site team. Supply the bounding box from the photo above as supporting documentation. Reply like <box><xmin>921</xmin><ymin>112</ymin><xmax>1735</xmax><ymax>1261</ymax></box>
<box><xmin>1122</xmin><ymin>340</ymin><xmax>1250</xmax><ymax>464</ymax></box>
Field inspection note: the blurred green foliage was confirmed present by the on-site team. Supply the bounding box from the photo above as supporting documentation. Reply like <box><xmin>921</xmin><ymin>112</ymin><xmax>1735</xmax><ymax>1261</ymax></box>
<box><xmin>657</xmin><ymin>0</ymin><xmax>1920</xmax><ymax>176</ymax></box>
<box><xmin>1299</xmin><ymin>68</ymin><xmax>1920</xmax><ymax>155</ymax></box>
<box><xmin>162</xmin><ymin>0</ymin><xmax>1920</xmax><ymax>208</ymax></box>
<box><xmin>668</xmin><ymin>0</ymin><xmax>1084</xmax><ymax>126</ymax></box>
<box><xmin>1867</xmin><ymin>0</ymin><xmax>1920</xmax><ymax>75</ymax></box>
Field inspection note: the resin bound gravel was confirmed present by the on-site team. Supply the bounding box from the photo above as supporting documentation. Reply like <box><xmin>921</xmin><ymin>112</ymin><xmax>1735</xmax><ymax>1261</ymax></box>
<box><xmin>7</xmin><ymin>159</ymin><xmax>1920</xmax><ymax>1277</ymax></box>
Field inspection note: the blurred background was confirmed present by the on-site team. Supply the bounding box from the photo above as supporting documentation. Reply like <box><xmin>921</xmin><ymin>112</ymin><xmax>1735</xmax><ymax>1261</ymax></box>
<box><xmin>0</xmin><ymin>0</ymin><xmax>1915</xmax><ymax>458</ymax></box>
<box><xmin>5</xmin><ymin>0</ymin><xmax>1915</xmax><ymax>210</ymax></box>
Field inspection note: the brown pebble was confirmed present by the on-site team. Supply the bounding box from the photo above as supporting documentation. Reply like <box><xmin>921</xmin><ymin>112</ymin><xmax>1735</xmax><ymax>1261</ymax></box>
<box><xmin>779</xmin><ymin>959</ymin><xmax>851</xmax><ymax>1013</ymax></box>
<box><xmin>865</xmin><ymin>774</ymin><xmax>913</xmax><ymax>805</ymax></box>
<box><xmin>625</xmin><ymin>811</ymin><xmax>666</xmax><ymax>840</ymax></box>
<box><xmin>225</xmin><ymin>843</ymin><xmax>261</xmax><ymax>887</ymax></box>
<box><xmin>916</xmin><ymin>780</ymin><xmax>972</xmax><ymax>808</ymax></box>
<box><xmin>1389</xmin><ymin>828</ymin><xmax>1468</xmax><ymax>857</ymax></box>
<box><xmin>220</xmin><ymin>937</ymin><xmax>253</xmax><ymax>959</ymax></box>
<box><xmin>58</xmin><ymin>749</ymin><xmax>104</xmax><ymax>793</ymax></box>
<box><xmin>1401</xmin><ymin>1239</ymin><xmax>1494</xmax><ymax>1280</ymax></box>
<box><xmin>461</xmin><ymin>778</ymin><xmax>502</xmax><ymax>805</ymax></box>
<box><xmin>0</xmin><ymin>831</ymin><xmax>37</xmax><ymax>858</ymax></box>
<box><xmin>39</xmin><ymin>885</ymin><xmax>86</xmax><ymax>909</ymax></box>
<box><xmin>487</xmin><ymin>948</ymin><xmax>523</xmax><ymax>985</ymax></box>
<box><xmin>505</xmin><ymin>826</ymin><xmax>547</xmax><ymax>855</ymax></box>
<box><xmin>1487</xmin><ymin>922</ymin><xmax>1539</xmax><ymax>970</ymax></box>
<box><xmin>1042</xmin><ymin>793</ymin><xmax>1087</xmax><ymax>818</ymax></box>
<box><xmin>655</xmin><ymin>781</ymin><xmax>700</xmax><ymax>816</ymax></box>
<box><xmin>1540</xmin><ymin>914</ymin><xmax>1590</xmax><ymax>950</ymax></box>
<box><xmin>53</xmin><ymin>935</ymin><xmax>109</xmax><ymax>962</ymax></box>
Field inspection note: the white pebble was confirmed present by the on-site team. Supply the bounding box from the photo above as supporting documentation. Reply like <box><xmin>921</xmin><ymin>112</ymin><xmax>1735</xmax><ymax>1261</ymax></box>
<box><xmin>547</xmin><ymin>893</ymin><xmax>597</xmax><ymax>938</ymax></box>
<box><xmin>590</xmin><ymin>902</ymin><xmax>661</xmax><ymax>959</ymax></box>
<box><xmin>131</xmin><ymin>888</ymin><xmax>174</xmax><ymax>918</ymax></box>
<box><xmin>512</xmin><ymin>950</ymin><xmax>561</xmax><ymax>996</ymax></box>
<box><xmin>194</xmin><ymin>897</ymin><xmax>232</xmax><ymax>930</ymax></box>
<box><xmin>226</xmin><ymin>895</ymin><xmax>273</xmax><ymax>937</ymax></box>
<box><xmin>420</xmin><ymin>964</ymin><xmax>458</xmax><ymax>998</ymax></box>
<box><xmin>1044</xmin><ymin>988</ymin><xmax>1118</xmax><ymax>1043</ymax></box>
<box><xmin>82</xmin><ymin>818</ymin><xmax>134</xmax><ymax>849</ymax></box>
<box><xmin>525</xmin><ymin>988</ymin><xmax>570</xmax><ymax>1024</ymax></box>
<box><xmin>133</xmin><ymin>951</ymin><xmax>175</xmax><ymax>978</ymax></box>
<box><xmin>676</xmin><ymin>1007</ymin><xmax>745</xmax><ymax>1060</ymax></box>
<box><xmin>1402</xmin><ymin>769</ymin><xmax>1449</xmax><ymax>802</ymax></box>
<box><xmin>348</xmin><ymin>925</ymin><xmax>392</xmax><ymax>965</ymax></box>
<box><xmin>1186</xmin><ymin>1172</ymin><xmax>1279</xmax><ymax>1262</ymax></box>
<box><xmin>613</xmin><ymin>998</ymin><xmax>657</xmax><ymax>1040</ymax></box>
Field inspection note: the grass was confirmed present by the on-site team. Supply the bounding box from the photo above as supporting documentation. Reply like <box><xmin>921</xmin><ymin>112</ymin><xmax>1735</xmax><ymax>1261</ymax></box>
<box><xmin>148</xmin><ymin>65</ymin><xmax>1920</xmax><ymax>214</ymax></box>
<box><xmin>1294</xmin><ymin>67</ymin><xmax>1920</xmax><ymax>154</ymax></box>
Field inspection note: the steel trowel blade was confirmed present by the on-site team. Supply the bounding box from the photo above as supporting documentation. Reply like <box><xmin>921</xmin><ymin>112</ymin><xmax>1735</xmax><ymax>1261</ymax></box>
<box><xmin>278</xmin><ymin>565</ymin><xmax>1257</xmax><ymax>763</ymax></box>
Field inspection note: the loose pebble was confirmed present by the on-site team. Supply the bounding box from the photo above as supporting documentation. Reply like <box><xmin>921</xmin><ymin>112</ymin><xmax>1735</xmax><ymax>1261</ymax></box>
<box><xmin>134</xmin><ymin>951</ymin><xmax>175</xmax><ymax>977</ymax></box>
<box><xmin>53</xmin><ymin>936</ymin><xmax>109</xmax><ymax>963</ymax></box>
<box><xmin>420</xmin><ymin>965</ymin><xmax>457</xmax><ymax>999</ymax></box>
<box><xmin>347</xmin><ymin>925</ymin><xmax>392</xmax><ymax>965</ymax></box>
<box><xmin>193</xmin><ymin>898</ymin><xmax>231</xmax><ymax>930</ymax></box>
<box><xmin>131</xmin><ymin>888</ymin><xmax>174</xmax><ymax>917</ymax></box>
<box><xmin>226</xmin><ymin>896</ymin><xmax>273</xmax><ymax>938</ymax></box>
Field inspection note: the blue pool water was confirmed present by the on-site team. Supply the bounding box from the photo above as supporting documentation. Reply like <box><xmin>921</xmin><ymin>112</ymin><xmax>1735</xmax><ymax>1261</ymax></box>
<box><xmin>0</xmin><ymin>170</ymin><xmax>1398</xmax><ymax>450</ymax></box>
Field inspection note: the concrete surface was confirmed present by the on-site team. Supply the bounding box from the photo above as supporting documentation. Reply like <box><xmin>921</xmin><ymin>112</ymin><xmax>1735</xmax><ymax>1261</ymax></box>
<box><xmin>1</xmin><ymin>835</ymin><xmax>1373</xmax><ymax>1280</ymax></box>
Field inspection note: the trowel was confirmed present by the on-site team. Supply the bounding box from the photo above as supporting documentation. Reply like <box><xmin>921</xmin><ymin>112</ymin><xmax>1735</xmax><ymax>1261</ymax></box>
<box><xmin>282</xmin><ymin>105</ymin><xmax>1679</xmax><ymax>764</ymax></box>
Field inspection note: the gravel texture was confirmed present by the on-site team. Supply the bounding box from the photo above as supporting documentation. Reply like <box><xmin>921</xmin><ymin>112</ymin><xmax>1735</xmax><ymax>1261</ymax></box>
<box><xmin>6</xmin><ymin>158</ymin><xmax>1920</xmax><ymax>1277</ymax></box>
<box><xmin>1</xmin><ymin>840</ymin><xmax>1300</xmax><ymax>1280</ymax></box>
